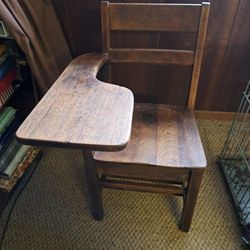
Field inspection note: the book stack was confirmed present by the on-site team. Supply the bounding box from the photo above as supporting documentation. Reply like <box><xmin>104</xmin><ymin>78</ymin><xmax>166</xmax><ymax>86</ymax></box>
<box><xmin>0</xmin><ymin>106</ymin><xmax>41</xmax><ymax>192</ymax></box>
<box><xmin>0</xmin><ymin>43</ymin><xmax>16</xmax><ymax>108</ymax></box>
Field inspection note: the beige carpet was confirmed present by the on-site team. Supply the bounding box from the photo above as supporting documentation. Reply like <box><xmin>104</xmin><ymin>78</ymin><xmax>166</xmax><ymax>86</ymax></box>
<box><xmin>0</xmin><ymin>119</ymin><xmax>246</xmax><ymax>249</ymax></box>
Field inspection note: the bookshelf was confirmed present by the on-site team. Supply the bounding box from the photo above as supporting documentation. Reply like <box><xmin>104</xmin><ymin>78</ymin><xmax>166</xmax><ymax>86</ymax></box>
<box><xmin>0</xmin><ymin>23</ymin><xmax>41</xmax><ymax>216</ymax></box>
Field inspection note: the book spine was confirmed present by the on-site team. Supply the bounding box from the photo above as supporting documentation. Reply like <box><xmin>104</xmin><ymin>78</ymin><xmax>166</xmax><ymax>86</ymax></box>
<box><xmin>3</xmin><ymin>145</ymin><xmax>31</xmax><ymax>177</ymax></box>
<box><xmin>0</xmin><ymin>139</ymin><xmax>21</xmax><ymax>173</ymax></box>
<box><xmin>0</xmin><ymin>148</ymin><xmax>41</xmax><ymax>192</ymax></box>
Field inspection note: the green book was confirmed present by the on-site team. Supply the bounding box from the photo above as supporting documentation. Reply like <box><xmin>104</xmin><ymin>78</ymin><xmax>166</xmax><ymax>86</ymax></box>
<box><xmin>0</xmin><ymin>106</ymin><xmax>16</xmax><ymax>135</ymax></box>
<box><xmin>0</xmin><ymin>138</ymin><xmax>21</xmax><ymax>173</ymax></box>
<box><xmin>2</xmin><ymin>145</ymin><xmax>31</xmax><ymax>179</ymax></box>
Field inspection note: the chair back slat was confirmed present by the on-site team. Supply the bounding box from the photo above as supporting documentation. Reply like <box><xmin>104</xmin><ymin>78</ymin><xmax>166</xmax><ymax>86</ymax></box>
<box><xmin>109</xmin><ymin>3</ymin><xmax>201</xmax><ymax>32</ymax></box>
<box><xmin>109</xmin><ymin>49</ymin><xmax>194</xmax><ymax>66</ymax></box>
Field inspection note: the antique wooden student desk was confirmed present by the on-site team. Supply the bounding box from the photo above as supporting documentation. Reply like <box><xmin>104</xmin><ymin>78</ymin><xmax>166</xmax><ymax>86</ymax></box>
<box><xmin>16</xmin><ymin>53</ymin><xmax>134</xmax><ymax>216</ymax></box>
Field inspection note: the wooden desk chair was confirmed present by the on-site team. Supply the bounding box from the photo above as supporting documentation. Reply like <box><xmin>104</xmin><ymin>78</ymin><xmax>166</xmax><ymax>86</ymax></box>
<box><xmin>86</xmin><ymin>1</ymin><xmax>210</xmax><ymax>232</ymax></box>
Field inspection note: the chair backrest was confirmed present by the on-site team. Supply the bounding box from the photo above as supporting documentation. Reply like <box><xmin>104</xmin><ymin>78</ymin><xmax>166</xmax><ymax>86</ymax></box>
<box><xmin>101</xmin><ymin>1</ymin><xmax>210</xmax><ymax>109</ymax></box>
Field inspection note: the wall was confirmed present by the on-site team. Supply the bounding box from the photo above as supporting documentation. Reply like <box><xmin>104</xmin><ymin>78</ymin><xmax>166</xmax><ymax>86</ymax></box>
<box><xmin>52</xmin><ymin>0</ymin><xmax>250</xmax><ymax>112</ymax></box>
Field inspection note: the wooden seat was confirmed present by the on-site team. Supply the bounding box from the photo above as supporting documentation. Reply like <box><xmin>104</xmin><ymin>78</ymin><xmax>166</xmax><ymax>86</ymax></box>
<box><xmin>94</xmin><ymin>103</ymin><xmax>206</xmax><ymax>168</ymax></box>
<box><xmin>82</xmin><ymin>1</ymin><xmax>210</xmax><ymax>232</ymax></box>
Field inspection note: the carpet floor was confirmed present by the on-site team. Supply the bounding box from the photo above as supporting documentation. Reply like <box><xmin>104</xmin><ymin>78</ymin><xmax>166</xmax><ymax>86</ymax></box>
<box><xmin>0</xmin><ymin>119</ymin><xmax>246</xmax><ymax>249</ymax></box>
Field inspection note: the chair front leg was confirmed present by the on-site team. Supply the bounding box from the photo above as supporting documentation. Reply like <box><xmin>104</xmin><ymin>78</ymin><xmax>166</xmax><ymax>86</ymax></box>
<box><xmin>180</xmin><ymin>169</ymin><xmax>204</xmax><ymax>232</ymax></box>
<box><xmin>83</xmin><ymin>150</ymin><xmax>103</xmax><ymax>220</ymax></box>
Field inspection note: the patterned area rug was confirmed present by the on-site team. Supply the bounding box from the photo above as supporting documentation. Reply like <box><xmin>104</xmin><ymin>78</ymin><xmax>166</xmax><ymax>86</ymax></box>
<box><xmin>0</xmin><ymin>119</ymin><xmax>245</xmax><ymax>249</ymax></box>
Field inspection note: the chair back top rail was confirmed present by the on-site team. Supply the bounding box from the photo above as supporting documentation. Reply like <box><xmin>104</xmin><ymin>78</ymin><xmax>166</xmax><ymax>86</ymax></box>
<box><xmin>109</xmin><ymin>3</ymin><xmax>202</xmax><ymax>32</ymax></box>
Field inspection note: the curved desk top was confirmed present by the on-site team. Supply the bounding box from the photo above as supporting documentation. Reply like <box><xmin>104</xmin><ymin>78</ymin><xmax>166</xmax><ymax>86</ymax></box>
<box><xmin>16</xmin><ymin>53</ymin><xmax>134</xmax><ymax>151</ymax></box>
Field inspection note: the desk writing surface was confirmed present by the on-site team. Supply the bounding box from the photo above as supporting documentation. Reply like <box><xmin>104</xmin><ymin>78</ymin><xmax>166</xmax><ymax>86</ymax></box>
<box><xmin>16</xmin><ymin>53</ymin><xmax>134</xmax><ymax>151</ymax></box>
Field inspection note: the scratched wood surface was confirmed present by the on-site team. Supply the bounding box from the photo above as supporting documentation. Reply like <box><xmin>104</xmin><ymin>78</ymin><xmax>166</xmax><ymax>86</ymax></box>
<box><xmin>16</xmin><ymin>53</ymin><xmax>134</xmax><ymax>151</ymax></box>
<box><xmin>109</xmin><ymin>48</ymin><xmax>195</xmax><ymax>65</ymax></box>
<box><xmin>109</xmin><ymin>3</ymin><xmax>201</xmax><ymax>32</ymax></box>
<box><xmin>188</xmin><ymin>2</ymin><xmax>210</xmax><ymax>109</ymax></box>
<box><xmin>94</xmin><ymin>103</ymin><xmax>206</xmax><ymax>168</ymax></box>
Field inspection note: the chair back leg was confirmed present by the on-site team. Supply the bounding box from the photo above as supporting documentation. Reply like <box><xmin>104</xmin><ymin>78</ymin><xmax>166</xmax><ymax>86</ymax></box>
<box><xmin>180</xmin><ymin>169</ymin><xmax>204</xmax><ymax>232</ymax></box>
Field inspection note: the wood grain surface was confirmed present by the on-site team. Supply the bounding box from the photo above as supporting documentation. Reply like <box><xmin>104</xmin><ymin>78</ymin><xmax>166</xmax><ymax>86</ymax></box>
<box><xmin>94</xmin><ymin>103</ymin><xmax>206</xmax><ymax>168</ymax></box>
<box><xmin>16</xmin><ymin>53</ymin><xmax>134</xmax><ymax>151</ymax></box>
<box><xmin>109</xmin><ymin>3</ymin><xmax>201</xmax><ymax>32</ymax></box>
<box><xmin>101</xmin><ymin>1</ymin><xmax>110</xmax><ymax>53</ymax></box>
<box><xmin>109</xmin><ymin>48</ymin><xmax>194</xmax><ymax>65</ymax></box>
<box><xmin>188</xmin><ymin>2</ymin><xmax>210</xmax><ymax>109</ymax></box>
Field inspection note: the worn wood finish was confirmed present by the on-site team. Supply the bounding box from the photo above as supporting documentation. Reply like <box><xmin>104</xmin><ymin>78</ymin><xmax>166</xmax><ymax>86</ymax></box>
<box><xmin>109</xmin><ymin>3</ymin><xmax>201</xmax><ymax>32</ymax></box>
<box><xmin>101</xmin><ymin>179</ymin><xmax>184</xmax><ymax>195</ymax></box>
<box><xmin>83</xmin><ymin>150</ymin><xmax>103</xmax><ymax>220</ymax></box>
<box><xmin>16</xmin><ymin>53</ymin><xmax>134</xmax><ymax>151</ymax></box>
<box><xmin>101</xmin><ymin>2</ymin><xmax>112</xmax><ymax>83</ymax></box>
<box><xmin>109</xmin><ymin>49</ymin><xmax>195</xmax><ymax>65</ymax></box>
<box><xmin>188</xmin><ymin>2</ymin><xmax>210</xmax><ymax>109</ymax></box>
<box><xmin>180</xmin><ymin>169</ymin><xmax>204</xmax><ymax>232</ymax></box>
<box><xmin>101</xmin><ymin>1</ymin><xmax>110</xmax><ymax>53</ymax></box>
<box><xmin>94</xmin><ymin>103</ymin><xmax>206</xmax><ymax>168</ymax></box>
<box><xmin>96</xmin><ymin>161</ymin><xmax>190</xmax><ymax>183</ymax></box>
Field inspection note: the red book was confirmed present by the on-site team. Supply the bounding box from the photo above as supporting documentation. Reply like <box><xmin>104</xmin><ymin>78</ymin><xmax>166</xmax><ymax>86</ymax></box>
<box><xmin>0</xmin><ymin>68</ymin><xmax>16</xmax><ymax>94</ymax></box>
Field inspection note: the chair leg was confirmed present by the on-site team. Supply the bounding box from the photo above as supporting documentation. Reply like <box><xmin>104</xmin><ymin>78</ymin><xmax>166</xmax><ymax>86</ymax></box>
<box><xmin>83</xmin><ymin>150</ymin><xmax>103</xmax><ymax>220</ymax></box>
<box><xmin>180</xmin><ymin>169</ymin><xmax>204</xmax><ymax>232</ymax></box>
